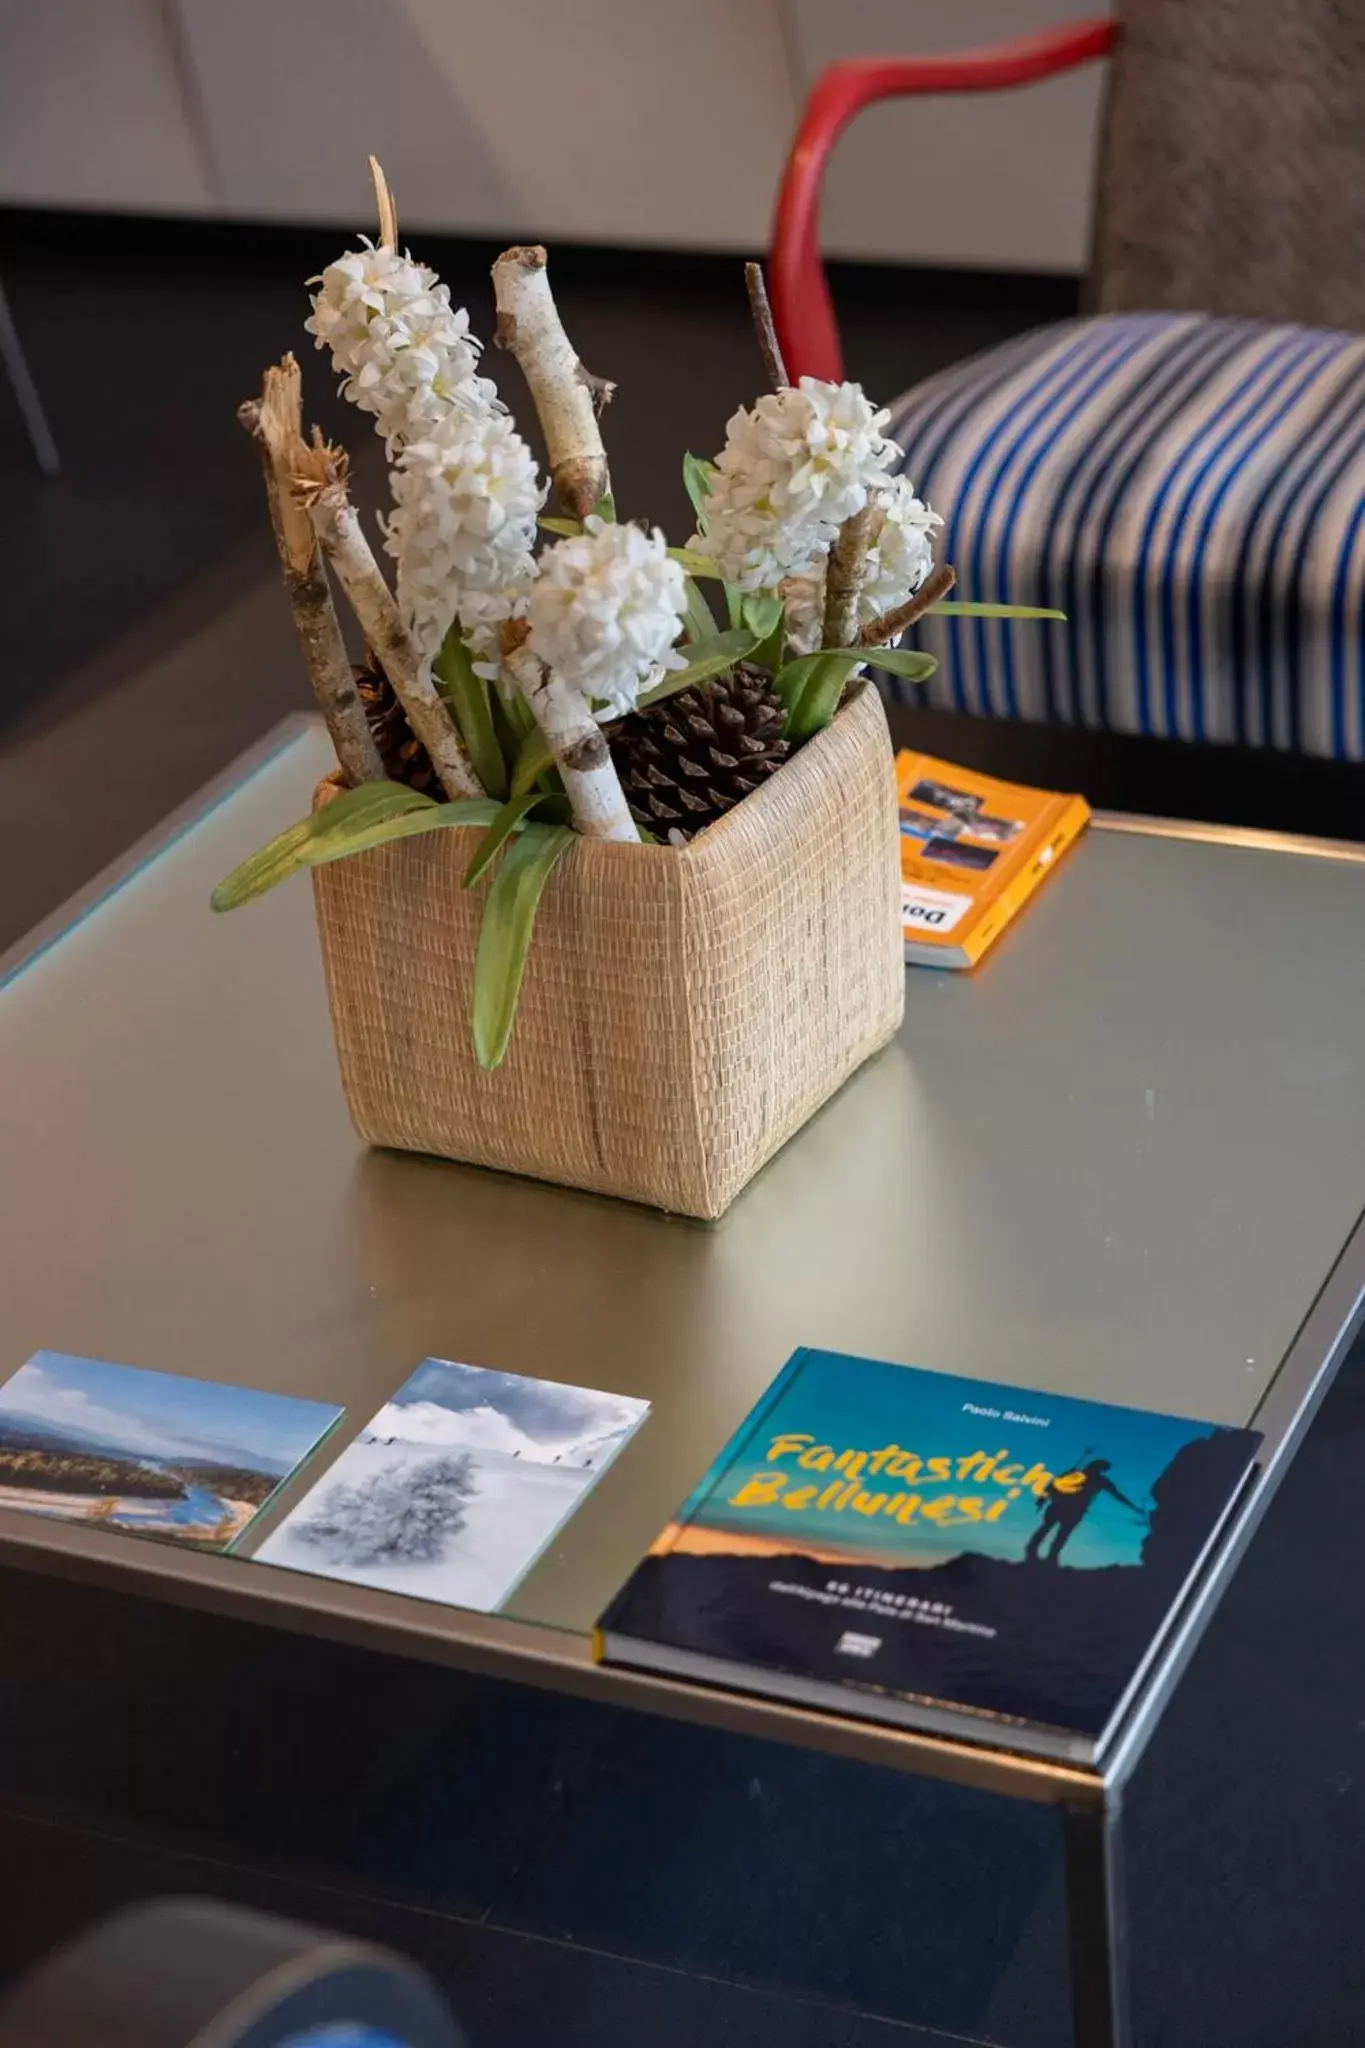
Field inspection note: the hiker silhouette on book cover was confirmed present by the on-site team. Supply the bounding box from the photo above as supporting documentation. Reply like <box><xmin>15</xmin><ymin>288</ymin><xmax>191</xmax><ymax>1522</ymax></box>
<box><xmin>1025</xmin><ymin>1458</ymin><xmax>1145</xmax><ymax>1566</ymax></box>
<box><xmin>603</xmin><ymin>1340</ymin><xmax>1266</xmax><ymax>1747</ymax></box>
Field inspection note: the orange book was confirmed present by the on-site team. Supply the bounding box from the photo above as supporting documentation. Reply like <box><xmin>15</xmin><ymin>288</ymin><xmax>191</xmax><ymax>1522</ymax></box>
<box><xmin>896</xmin><ymin>752</ymin><xmax>1090</xmax><ymax>969</ymax></box>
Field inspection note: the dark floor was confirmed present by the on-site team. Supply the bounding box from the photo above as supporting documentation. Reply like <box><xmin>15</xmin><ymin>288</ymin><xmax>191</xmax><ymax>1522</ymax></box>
<box><xmin>4</xmin><ymin>214</ymin><xmax>1365</xmax><ymax>2047</ymax></box>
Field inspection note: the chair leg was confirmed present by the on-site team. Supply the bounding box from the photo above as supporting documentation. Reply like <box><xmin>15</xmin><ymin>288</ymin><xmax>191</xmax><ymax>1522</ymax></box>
<box><xmin>0</xmin><ymin>278</ymin><xmax>59</xmax><ymax>477</ymax></box>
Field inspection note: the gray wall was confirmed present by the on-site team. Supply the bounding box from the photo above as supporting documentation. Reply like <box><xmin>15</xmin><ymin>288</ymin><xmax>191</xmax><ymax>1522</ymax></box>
<box><xmin>0</xmin><ymin>0</ymin><xmax>1111</xmax><ymax>270</ymax></box>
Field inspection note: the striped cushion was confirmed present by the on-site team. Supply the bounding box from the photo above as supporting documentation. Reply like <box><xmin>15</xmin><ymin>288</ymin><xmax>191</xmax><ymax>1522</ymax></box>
<box><xmin>885</xmin><ymin>312</ymin><xmax>1365</xmax><ymax>759</ymax></box>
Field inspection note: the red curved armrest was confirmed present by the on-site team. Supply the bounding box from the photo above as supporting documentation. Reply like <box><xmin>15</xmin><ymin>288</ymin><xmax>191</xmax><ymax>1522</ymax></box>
<box><xmin>770</xmin><ymin>18</ymin><xmax>1118</xmax><ymax>384</ymax></box>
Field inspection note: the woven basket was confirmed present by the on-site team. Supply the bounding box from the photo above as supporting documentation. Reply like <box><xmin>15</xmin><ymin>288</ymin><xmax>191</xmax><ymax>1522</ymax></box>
<box><xmin>311</xmin><ymin>682</ymin><xmax>905</xmax><ymax>1219</ymax></box>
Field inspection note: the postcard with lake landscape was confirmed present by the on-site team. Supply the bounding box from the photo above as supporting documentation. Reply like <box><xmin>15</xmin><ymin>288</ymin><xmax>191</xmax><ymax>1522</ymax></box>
<box><xmin>0</xmin><ymin>1351</ymin><xmax>343</xmax><ymax>1552</ymax></box>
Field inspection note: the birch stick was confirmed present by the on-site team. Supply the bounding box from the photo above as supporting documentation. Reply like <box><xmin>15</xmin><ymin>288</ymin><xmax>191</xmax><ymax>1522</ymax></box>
<box><xmin>822</xmin><ymin>506</ymin><xmax>877</xmax><ymax>649</ymax></box>
<box><xmin>238</xmin><ymin>357</ymin><xmax>383</xmax><ymax>787</ymax></box>
<box><xmin>491</xmin><ymin>245</ymin><xmax>614</xmax><ymax>518</ymax></box>
<box><xmin>744</xmin><ymin>261</ymin><xmax>789</xmax><ymax>391</ymax></box>
<box><xmin>293</xmin><ymin>437</ymin><xmax>484</xmax><ymax>800</ymax></box>
<box><xmin>859</xmin><ymin>562</ymin><xmax>956</xmax><ymax>646</ymax></box>
<box><xmin>369</xmin><ymin>154</ymin><xmax>399</xmax><ymax>253</ymax></box>
<box><xmin>502</xmin><ymin>628</ymin><xmax>639</xmax><ymax>843</ymax></box>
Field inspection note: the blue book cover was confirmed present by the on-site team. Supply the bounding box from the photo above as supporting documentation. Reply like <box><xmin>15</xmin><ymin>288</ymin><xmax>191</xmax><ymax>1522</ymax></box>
<box><xmin>597</xmin><ymin>1349</ymin><xmax>1261</xmax><ymax>1761</ymax></box>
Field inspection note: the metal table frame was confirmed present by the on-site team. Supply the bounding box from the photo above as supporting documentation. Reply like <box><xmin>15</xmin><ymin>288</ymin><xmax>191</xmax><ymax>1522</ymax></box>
<box><xmin>5</xmin><ymin>715</ymin><xmax>1365</xmax><ymax>2048</ymax></box>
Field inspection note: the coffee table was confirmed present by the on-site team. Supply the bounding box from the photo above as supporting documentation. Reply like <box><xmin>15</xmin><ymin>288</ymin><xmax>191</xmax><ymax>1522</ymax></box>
<box><xmin>4</xmin><ymin>712</ymin><xmax>1365</xmax><ymax>2048</ymax></box>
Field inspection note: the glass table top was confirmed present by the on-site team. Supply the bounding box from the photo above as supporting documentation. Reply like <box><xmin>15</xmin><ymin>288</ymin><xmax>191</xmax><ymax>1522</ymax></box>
<box><xmin>3</xmin><ymin>717</ymin><xmax>1365</xmax><ymax>1648</ymax></box>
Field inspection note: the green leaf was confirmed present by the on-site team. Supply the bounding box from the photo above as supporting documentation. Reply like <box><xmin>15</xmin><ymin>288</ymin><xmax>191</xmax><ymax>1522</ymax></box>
<box><xmin>433</xmin><ymin>625</ymin><xmax>507</xmax><ymax>799</ymax></box>
<box><xmin>772</xmin><ymin>651</ymin><xmax>832</xmax><ymax>717</ymax></box>
<box><xmin>210</xmin><ymin>817</ymin><xmax>320</xmax><ymax>911</ymax></box>
<box><xmin>858</xmin><ymin>646</ymin><xmax>938</xmax><ymax>683</ymax></box>
<box><xmin>775</xmin><ymin>644</ymin><xmax>940</xmax><ymax>740</ymax></box>
<box><xmin>491</xmin><ymin>678</ymin><xmax>535</xmax><ymax>763</ymax></box>
<box><xmin>740</xmin><ymin>592</ymin><xmax>783</xmax><ymax>642</ymax></box>
<box><xmin>742</xmin><ymin>591</ymin><xmax>786</xmax><ymax>673</ymax></box>
<box><xmin>774</xmin><ymin>645</ymin><xmax>940</xmax><ymax>738</ymax></box>
<box><xmin>668</xmin><ymin>546</ymin><xmax>722</xmax><ymax>579</ymax></box>
<box><xmin>510</xmin><ymin>726</ymin><xmax>554</xmax><ymax>798</ymax></box>
<box><xmin>591</xmin><ymin>491</ymin><xmax>616</xmax><ymax>522</ymax></box>
<box><xmin>210</xmin><ymin>781</ymin><xmax>435</xmax><ymax>910</ymax></box>
<box><xmin>462</xmin><ymin>792</ymin><xmax>545</xmax><ymax>889</ymax></box>
<box><xmin>528</xmin><ymin>794</ymin><xmax>573</xmax><ymax>825</ymax></box>
<box><xmin>212</xmin><ymin>785</ymin><xmax>512</xmax><ymax>911</ymax></box>
<box><xmin>637</xmin><ymin>628</ymin><xmax>757</xmax><ymax>709</ymax></box>
<box><xmin>930</xmin><ymin>601</ymin><xmax>1066</xmax><ymax>620</ymax></box>
<box><xmin>287</xmin><ymin>782</ymin><xmax>437</xmax><ymax>839</ymax></box>
<box><xmin>472</xmin><ymin>824</ymin><xmax>576</xmax><ymax>1070</ymax></box>
<box><xmin>776</xmin><ymin>652</ymin><xmax>863</xmax><ymax>742</ymax></box>
<box><xmin>307</xmin><ymin>797</ymin><xmax>506</xmax><ymax>868</ymax></box>
<box><xmin>680</xmin><ymin>575</ymin><xmax>718</xmax><ymax>645</ymax></box>
<box><xmin>682</xmin><ymin>453</ymin><xmax>715</xmax><ymax>524</ymax></box>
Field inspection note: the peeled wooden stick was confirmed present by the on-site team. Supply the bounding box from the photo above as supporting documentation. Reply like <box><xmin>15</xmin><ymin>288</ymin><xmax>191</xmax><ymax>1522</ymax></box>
<box><xmin>744</xmin><ymin>261</ymin><xmax>789</xmax><ymax>391</ymax></box>
<box><xmin>491</xmin><ymin>246</ymin><xmax>614</xmax><ymax>518</ymax></box>
<box><xmin>238</xmin><ymin>358</ymin><xmax>383</xmax><ymax>787</ymax></box>
<box><xmin>502</xmin><ymin>625</ymin><xmax>639</xmax><ymax>843</ymax></box>
<box><xmin>822</xmin><ymin>506</ymin><xmax>877</xmax><ymax>649</ymax></box>
<box><xmin>293</xmin><ymin>436</ymin><xmax>484</xmax><ymax>800</ymax></box>
<box><xmin>369</xmin><ymin>154</ymin><xmax>398</xmax><ymax>253</ymax></box>
<box><xmin>859</xmin><ymin>562</ymin><xmax>956</xmax><ymax>646</ymax></box>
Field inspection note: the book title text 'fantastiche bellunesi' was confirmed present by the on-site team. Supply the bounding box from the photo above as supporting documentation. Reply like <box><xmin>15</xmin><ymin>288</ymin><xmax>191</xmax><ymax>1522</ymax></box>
<box><xmin>727</xmin><ymin>1432</ymin><xmax>1088</xmax><ymax>1529</ymax></box>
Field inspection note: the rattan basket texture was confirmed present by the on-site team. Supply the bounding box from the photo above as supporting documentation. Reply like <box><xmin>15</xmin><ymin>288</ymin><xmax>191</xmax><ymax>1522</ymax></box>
<box><xmin>311</xmin><ymin>682</ymin><xmax>905</xmax><ymax>1219</ymax></box>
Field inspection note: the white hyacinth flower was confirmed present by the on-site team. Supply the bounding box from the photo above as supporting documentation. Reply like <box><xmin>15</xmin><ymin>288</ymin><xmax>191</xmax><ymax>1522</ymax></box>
<box><xmin>860</xmin><ymin>474</ymin><xmax>942</xmax><ymax>623</ymax></box>
<box><xmin>385</xmin><ymin>395</ymin><xmax>546</xmax><ymax>670</ymax></box>
<box><xmin>694</xmin><ymin>377</ymin><xmax>902</xmax><ymax>592</ymax></box>
<box><xmin>779</xmin><ymin>477</ymin><xmax>942</xmax><ymax>654</ymax></box>
<box><xmin>527</xmin><ymin>518</ymin><xmax>688</xmax><ymax>717</ymax></box>
<box><xmin>307</xmin><ymin>242</ymin><xmax>496</xmax><ymax>451</ymax></box>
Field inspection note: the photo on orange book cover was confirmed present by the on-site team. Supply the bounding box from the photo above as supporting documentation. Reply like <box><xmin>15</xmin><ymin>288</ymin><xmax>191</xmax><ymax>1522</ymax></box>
<box><xmin>896</xmin><ymin>752</ymin><xmax>1090</xmax><ymax>969</ymax></box>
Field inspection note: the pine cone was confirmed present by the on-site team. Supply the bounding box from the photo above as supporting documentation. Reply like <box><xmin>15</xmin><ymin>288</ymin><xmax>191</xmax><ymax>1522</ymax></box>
<box><xmin>608</xmin><ymin>663</ymin><xmax>791</xmax><ymax>841</ymax></box>
<box><xmin>354</xmin><ymin>653</ymin><xmax>444</xmax><ymax>799</ymax></box>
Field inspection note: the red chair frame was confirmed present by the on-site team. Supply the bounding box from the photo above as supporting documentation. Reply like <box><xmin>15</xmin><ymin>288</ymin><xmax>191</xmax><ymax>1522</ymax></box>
<box><xmin>769</xmin><ymin>18</ymin><xmax>1118</xmax><ymax>384</ymax></box>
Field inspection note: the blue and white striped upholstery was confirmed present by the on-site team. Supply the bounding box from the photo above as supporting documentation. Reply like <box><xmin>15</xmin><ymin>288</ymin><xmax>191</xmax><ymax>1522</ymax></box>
<box><xmin>885</xmin><ymin>312</ymin><xmax>1365</xmax><ymax>759</ymax></box>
